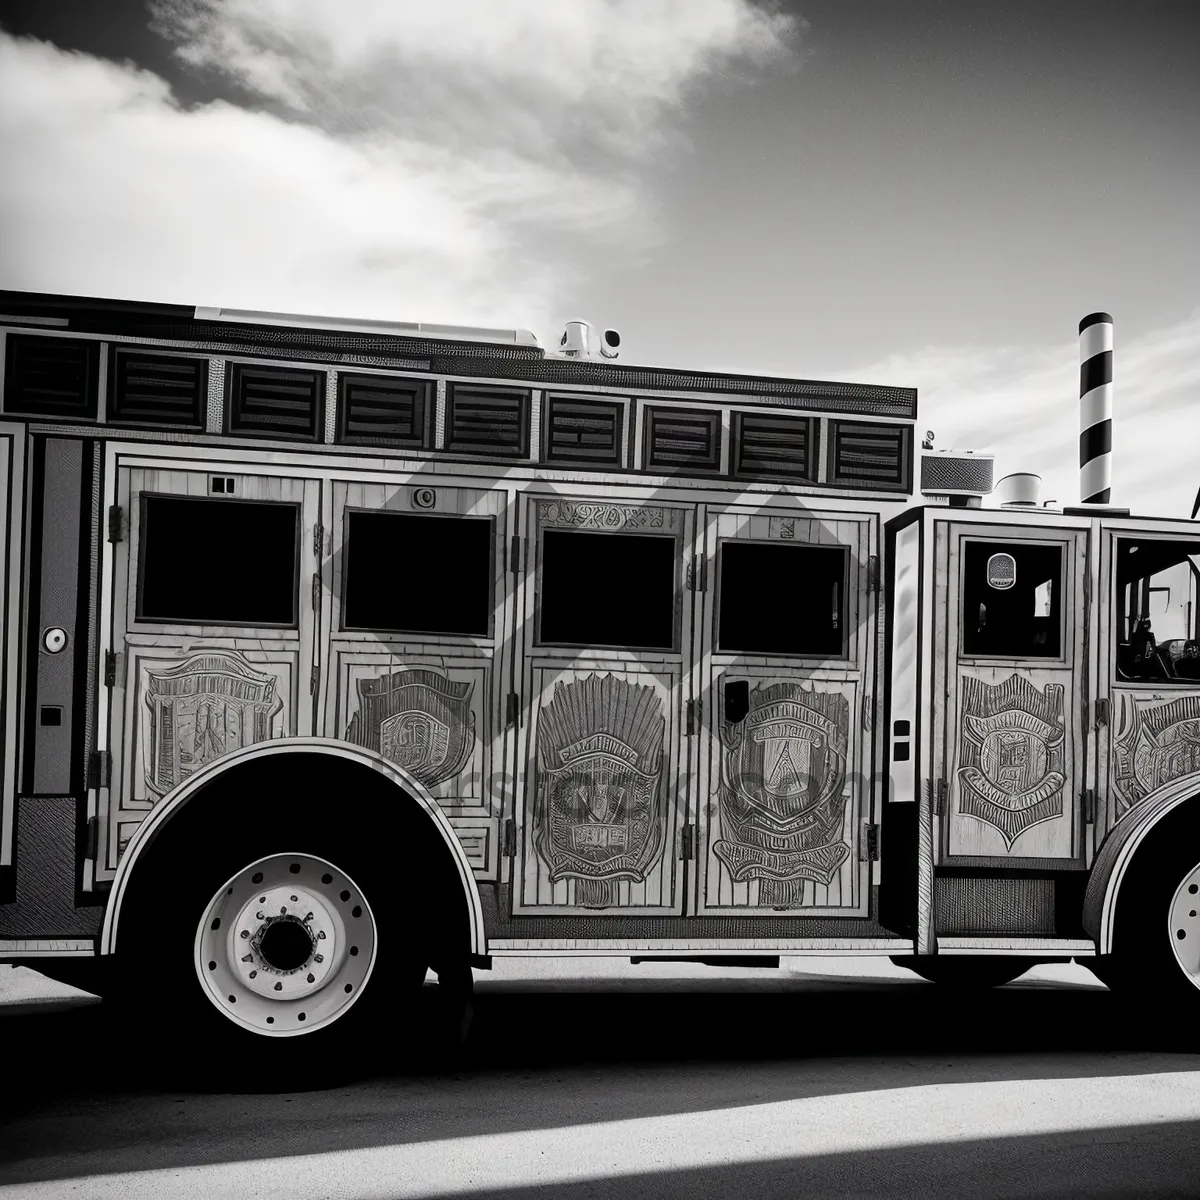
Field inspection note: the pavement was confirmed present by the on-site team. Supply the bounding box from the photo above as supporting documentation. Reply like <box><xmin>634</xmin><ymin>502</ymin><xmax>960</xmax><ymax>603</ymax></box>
<box><xmin>3</xmin><ymin>957</ymin><xmax>1199</xmax><ymax>1199</ymax></box>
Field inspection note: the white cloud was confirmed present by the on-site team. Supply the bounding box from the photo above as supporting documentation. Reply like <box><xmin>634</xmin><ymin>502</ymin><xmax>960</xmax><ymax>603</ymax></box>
<box><xmin>847</xmin><ymin>310</ymin><xmax>1200</xmax><ymax>520</ymax></box>
<box><xmin>0</xmin><ymin>2</ymin><xmax>797</xmax><ymax>333</ymax></box>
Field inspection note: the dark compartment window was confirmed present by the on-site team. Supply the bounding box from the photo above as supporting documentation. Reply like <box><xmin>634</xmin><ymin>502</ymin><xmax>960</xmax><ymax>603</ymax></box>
<box><xmin>1115</xmin><ymin>538</ymin><xmax>1200</xmax><ymax>683</ymax></box>
<box><xmin>138</xmin><ymin>496</ymin><xmax>299</xmax><ymax>626</ymax></box>
<box><xmin>961</xmin><ymin>541</ymin><xmax>1062</xmax><ymax>659</ymax></box>
<box><xmin>343</xmin><ymin>512</ymin><xmax>493</xmax><ymax>636</ymax></box>
<box><xmin>539</xmin><ymin>530</ymin><xmax>676</xmax><ymax>649</ymax></box>
<box><xmin>718</xmin><ymin>541</ymin><xmax>847</xmax><ymax>657</ymax></box>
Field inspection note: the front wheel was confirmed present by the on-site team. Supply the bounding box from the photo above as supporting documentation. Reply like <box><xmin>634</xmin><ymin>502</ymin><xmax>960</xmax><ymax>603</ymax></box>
<box><xmin>1107</xmin><ymin>835</ymin><xmax>1200</xmax><ymax>1010</ymax></box>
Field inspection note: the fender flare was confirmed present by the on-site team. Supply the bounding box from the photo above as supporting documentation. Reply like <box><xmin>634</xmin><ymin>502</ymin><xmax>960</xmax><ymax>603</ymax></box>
<box><xmin>100</xmin><ymin>737</ymin><xmax>486</xmax><ymax>958</ymax></box>
<box><xmin>1082</xmin><ymin>772</ymin><xmax>1200</xmax><ymax>954</ymax></box>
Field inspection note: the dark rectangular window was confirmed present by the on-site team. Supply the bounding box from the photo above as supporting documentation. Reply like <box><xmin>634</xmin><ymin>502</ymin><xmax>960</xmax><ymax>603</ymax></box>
<box><xmin>109</xmin><ymin>349</ymin><xmax>206</xmax><ymax>428</ymax></box>
<box><xmin>828</xmin><ymin>421</ymin><xmax>911</xmax><ymax>491</ymax></box>
<box><xmin>343</xmin><ymin>511</ymin><xmax>493</xmax><ymax>636</ymax></box>
<box><xmin>1115</xmin><ymin>538</ymin><xmax>1200</xmax><ymax>683</ymax></box>
<box><xmin>3</xmin><ymin>335</ymin><xmax>99</xmax><ymax>420</ymax></box>
<box><xmin>539</xmin><ymin>530</ymin><xmax>676</xmax><ymax>649</ymax></box>
<box><xmin>229</xmin><ymin>363</ymin><xmax>323</xmax><ymax>440</ymax></box>
<box><xmin>138</xmin><ymin>496</ymin><xmax>299</xmax><ymax>626</ymax></box>
<box><xmin>733</xmin><ymin>412</ymin><xmax>817</xmax><ymax>482</ymax></box>
<box><xmin>338</xmin><ymin>373</ymin><xmax>429</xmax><ymax>447</ymax></box>
<box><xmin>644</xmin><ymin>406</ymin><xmax>721</xmax><ymax>473</ymax></box>
<box><xmin>543</xmin><ymin>396</ymin><xmax>624</xmax><ymax>467</ymax></box>
<box><xmin>718</xmin><ymin>541</ymin><xmax>846</xmax><ymax>656</ymax></box>
<box><xmin>445</xmin><ymin>385</ymin><xmax>530</xmax><ymax>457</ymax></box>
<box><xmin>961</xmin><ymin>541</ymin><xmax>1062</xmax><ymax>658</ymax></box>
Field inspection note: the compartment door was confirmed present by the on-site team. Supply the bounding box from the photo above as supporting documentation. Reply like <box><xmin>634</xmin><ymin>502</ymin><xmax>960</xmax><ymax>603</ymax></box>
<box><xmin>938</xmin><ymin>526</ymin><xmax>1089</xmax><ymax>865</ymax></box>
<box><xmin>698</xmin><ymin>506</ymin><xmax>875</xmax><ymax>916</ymax></box>
<box><xmin>511</xmin><ymin>495</ymin><xmax>696</xmax><ymax>915</ymax></box>
<box><xmin>101</xmin><ymin>462</ymin><xmax>321</xmax><ymax>881</ymax></box>
<box><xmin>321</xmin><ymin>477</ymin><xmax>511</xmax><ymax>881</ymax></box>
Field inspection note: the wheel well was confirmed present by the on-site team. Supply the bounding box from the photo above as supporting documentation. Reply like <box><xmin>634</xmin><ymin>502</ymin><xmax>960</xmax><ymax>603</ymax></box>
<box><xmin>111</xmin><ymin>750</ymin><xmax>477</xmax><ymax>964</ymax></box>
<box><xmin>1109</xmin><ymin>798</ymin><xmax>1200</xmax><ymax>947</ymax></box>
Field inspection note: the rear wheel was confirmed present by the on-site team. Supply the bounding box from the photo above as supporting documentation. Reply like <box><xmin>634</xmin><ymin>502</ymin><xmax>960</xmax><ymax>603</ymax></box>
<box><xmin>891</xmin><ymin>955</ymin><xmax>1033</xmax><ymax>988</ymax></box>
<box><xmin>113</xmin><ymin>761</ymin><xmax>474</xmax><ymax>1083</ymax></box>
<box><xmin>193</xmin><ymin>851</ymin><xmax>385</xmax><ymax>1038</ymax></box>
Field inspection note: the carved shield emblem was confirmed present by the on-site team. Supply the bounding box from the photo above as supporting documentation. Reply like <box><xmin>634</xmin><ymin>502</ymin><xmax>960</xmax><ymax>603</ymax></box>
<box><xmin>1113</xmin><ymin>694</ymin><xmax>1200</xmax><ymax>814</ymax></box>
<box><xmin>144</xmin><ymin>651</ymin><xmax>283</xmax><ymax>798</ymax></box>
<box><xmin>957</xmin><ymin>674</ymin><xmax>1065</xmax><ymax>848</ymax></box>
<box><xmin>533</xmin><ymin>674</ymin><xmax>666</xmax><ymax>894</ymax></box>
<box><xmin>345</xmin><ymin>668</ymin><xmax>475</xmax><ymax>788</ymax></box>
<box><xmin>714</xmin><ymin>683</ymin><xmax>851</xmax><ymax>893</ymax></box>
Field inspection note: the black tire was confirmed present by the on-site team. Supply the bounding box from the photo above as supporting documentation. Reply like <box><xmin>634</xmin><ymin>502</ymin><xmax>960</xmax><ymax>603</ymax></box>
<box><xmin>1107</xmin><ymin>804</ymin><xmax>1200</xmax><ymax>1012</ymax></box>
<box><xmin>112</xmin><ymin>755</ymin><xmax>472</xmax><ymax>1087</ymax></box>
<box><xmin>891</xmin><ymin>955</ymin><xmax>1034</xmax><ymax>989</ymax></box>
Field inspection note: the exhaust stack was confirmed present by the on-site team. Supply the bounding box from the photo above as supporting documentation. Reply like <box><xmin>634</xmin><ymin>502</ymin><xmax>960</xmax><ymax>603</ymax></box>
<box><xmin>1079</xmin><ymin>312</ymin><xmax>1113</xmax><ymax>504</ymax></box>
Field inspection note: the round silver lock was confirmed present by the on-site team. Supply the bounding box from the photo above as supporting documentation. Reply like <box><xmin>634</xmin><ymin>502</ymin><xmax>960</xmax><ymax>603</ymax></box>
<box><xmin>43</xmin><ymin>627</ymin><xmax>68</xmax><ymax>654</ymax></box>
<box><xmin>412</xmin><ymin>487</ymin><xmax>436</xmax><ymax>510</ymax></box>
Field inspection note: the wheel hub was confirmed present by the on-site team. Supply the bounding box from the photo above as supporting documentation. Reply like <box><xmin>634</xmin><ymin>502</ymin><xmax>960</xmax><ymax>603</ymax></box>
<box><xmin>194</xmin><ymin>853</ymin><xmax>377</xmax><ymax>1036</ymax></box>
<box><xmin>1169</xmin><ymin>863</ymin><xmax>1200</xmax><ymax>990</ymax></box>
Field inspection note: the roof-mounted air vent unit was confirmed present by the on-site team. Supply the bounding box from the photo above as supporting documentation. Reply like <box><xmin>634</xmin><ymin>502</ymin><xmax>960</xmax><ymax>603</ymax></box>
<box><xmin>919</xmin><ymin>449</ymin><xmax>995</xmax><ymax>508</ymax></box>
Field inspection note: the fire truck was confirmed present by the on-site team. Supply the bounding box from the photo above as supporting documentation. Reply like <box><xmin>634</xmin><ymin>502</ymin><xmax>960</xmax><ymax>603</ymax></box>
<box><xmin>1</xmin><ymin>291</ymin><xmax>1197</xmax><ymax>1058</ymax></box>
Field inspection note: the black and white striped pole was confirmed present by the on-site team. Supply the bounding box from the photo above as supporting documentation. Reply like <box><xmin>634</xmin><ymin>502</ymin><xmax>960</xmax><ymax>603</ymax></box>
<box><xmin>1079</xmin><ymin>311</ymin><xmax>1113</xmax><ymax>504</ymax></box>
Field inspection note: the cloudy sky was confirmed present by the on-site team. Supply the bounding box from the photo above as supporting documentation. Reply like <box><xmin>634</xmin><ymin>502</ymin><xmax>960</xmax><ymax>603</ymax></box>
<box><xmin>1</xmin><ymin>0</ymin><xmax>1196</xmax><ymax>517</ymax></box>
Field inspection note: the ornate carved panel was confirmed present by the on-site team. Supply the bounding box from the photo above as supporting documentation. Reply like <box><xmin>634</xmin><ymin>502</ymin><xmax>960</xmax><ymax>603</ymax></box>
<box><xmin>955</xmin><ymin>673</ymin><xmax>1066</xmax><ymax>849</ymax></box>
<box><xmin>713</xmin><ymin>682</ymin><xmax>851</xmax><ymax>907</ymax></box>
<box><xmin>533</xmin><ymin>673</ymin><xmax>667</xmax><ymax>908</ymax></box>
<box><xmin>1112</xmin><ymin>692</ymin><xmax>1200</xmax><ymax>814</ymax></box>
<box><xmin>142</xmin><ymin>650</ymin><xmax>284</xmax><ymax>799</ymax></box>
<box><xmin>537</xmin><ymin>499</ymin><xmax>683</xmax><ymax>533</ymax></box>
<box><xmin>344</xmin><ymin>667</ymin><xmax>476</xmax><ymax>790</ymax></box>
<box><xmin>333</xmin><ymin>653</ymin><xmax>492</xmax><ymax>813</ymax></box>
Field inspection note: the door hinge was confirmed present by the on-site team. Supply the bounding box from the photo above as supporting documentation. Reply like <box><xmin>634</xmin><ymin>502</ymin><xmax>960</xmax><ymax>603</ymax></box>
<box><xmin>86</xmin><ymin>749</ymin><xmax>111</xmax><ymax>790</ymax></box>
<box><xmin>503</xmin><ymin>818</ymin><xmax>516</xmax><ymax>858</ymax></box>
<box><xmin>313</xmin><ymin>522</ymin><xmax>324</xmax><ymax>559</ymax></box>
<box><xmin>1095</xmin><ymin>697</ymin><xmax>1109</xmax><ymax>728</ymax></box>
<box><xmin>933</xmin><ymin>778</ymin><xmax>948</xmax><ymax>816</ymax></box>
<box><xmin>509</xmin><ymin>535</ymin><xmax>522</xmax><ymax>575</ymax></box>
<box><xmin>309</xmin><ymin>663</ymin><xmax>319</xmax><ymax>696</ymax></box>
<box><xmin>679</xmin><ymin>823</ymin><xmax>696</xmax><ymax>860</ymax></box>
<box><xmin>867</xmin><ymin>554</ymin><xmax>880</xmax><ymax>593</ymax></box>
<box><xmin>506</xmin><ymin>692</ymin><xmax>520</xmax><ymax>729</ymax></box>
<box><xmin>687</xmin><ymin>556</ymin><xmax>707</xmax><ymax>592</ymax></box>
<box><xmin>686</xmin><ymin>699</ymin><xmax>699</xmax><ymax>736</ymax></box>
<box><xmin>1082</xmin><ymin>787</ymin><xmax>1097</xmax><ymax>824</ymax></box>
<box><xmin>103</xmin><ymin>649</ymin><xmax>118</xmax><ymax>688</ymax></box>
<box><xmin>860</xmin><ymin>822</ymin><xmax>880</xmax><ymax>861</ymax></box>
<box><xmin>84</xmin><ymin>816</ymin><xmax>98</xmax><ymax>859</ymax></box>
<box><xmin>107</xmin><ymin>504</ymin><xmax>123</xmax><ymax>543</ymax></box>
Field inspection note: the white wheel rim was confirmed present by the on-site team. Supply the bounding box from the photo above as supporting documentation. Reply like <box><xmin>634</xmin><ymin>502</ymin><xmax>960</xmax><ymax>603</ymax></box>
<box><xmin>194</xmin><ymin>852</ymin><xmax>377</xmax><ymax>1036</ymax></box>
<box><xmin>1168</xmin><ymin>861</ymin><xmax>1200</xmax><ymax>992</ymax></box>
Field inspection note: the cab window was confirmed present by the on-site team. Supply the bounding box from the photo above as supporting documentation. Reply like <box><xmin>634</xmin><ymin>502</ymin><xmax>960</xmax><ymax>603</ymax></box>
<box><xmin>961</xmin><ymin>540</ymin><xmax>1062</xmax><ymax>659</ymax></box>
<box><xmin>1116</xmin><ymin>538</ymin><xmax>1200</xmax><ymax>683</ymax></box>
